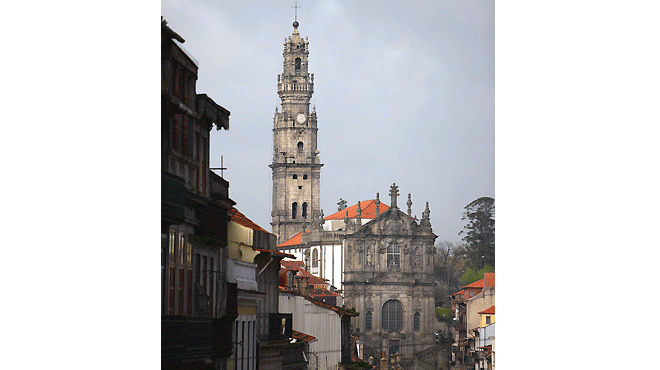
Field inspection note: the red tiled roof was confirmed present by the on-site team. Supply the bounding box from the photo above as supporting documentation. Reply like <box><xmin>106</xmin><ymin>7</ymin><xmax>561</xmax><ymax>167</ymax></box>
<box><xmin>228</xmin><ymin>207</ymin><xmax>272</xmax><ymax>235</ymax></box>
<box><xmin>281</xmin><ymin>260</ymin><xmax>305</xmax><ymax>270</ymax></box>
<box><xmin>478</xmin><ymin>306</ymin><xmax>495</xmax><ymax>315</ymax></box>
<box><xmin>323</xmin><ymin>199</ymin><xmax>390</xmax><ymax>220</ymax></box>
<box><xmin>484</xmin><ymin>272</ymin><xmax>495</xmax><ymax>287</ymax></box>
<box><xmin>463</xmin><ymin>273</ymin><xmax>495</xmax><ymax>289</ymax></box>
<box><xmin>296</xmin><ymin>269</ymin><xmax>328</xmax><ymax>286</ymax></box>
<box><xmin>309</xmin><ymin>288</ymin><xmax>341</xmax><ymax>297</ymax></box>
<box><xmin>292</xmin><ymin>330</ymin><xmax>317</xmax><ymax>343</ymax></box>
<box><xmin>277</xmin><ymin>230</ymin><xmax>310</xmax><ymax>248</ymax></box>
<box><xmin>254</xmin><ymin>248</ymin><xmax>295</xmax><ymax>259</ymax></box>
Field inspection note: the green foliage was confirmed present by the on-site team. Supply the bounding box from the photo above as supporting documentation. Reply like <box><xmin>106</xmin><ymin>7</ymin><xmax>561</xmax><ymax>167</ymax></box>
<box><xmin>461</xmin><ymin>265</ymin><xmax>495</xmax><ymax>287</ymax></box>
<box><xmin>435</xmin><ymin>306</ymin><xmax>452</xmax><ymax>323</ymax></box>
<box><xmin>459</xmin><ymin>197</ymin><xmax>495</xmax><ymax>269</ymax></box>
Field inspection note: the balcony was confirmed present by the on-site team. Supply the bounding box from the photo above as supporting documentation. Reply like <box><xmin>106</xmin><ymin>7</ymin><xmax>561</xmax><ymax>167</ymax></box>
<box><xmin>257</xmin><ymin>312</ymin><xmax>293</xmax><ymax>341</ymax></box>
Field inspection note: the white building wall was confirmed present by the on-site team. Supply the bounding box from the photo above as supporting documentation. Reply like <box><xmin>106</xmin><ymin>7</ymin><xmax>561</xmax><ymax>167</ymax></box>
<box><xmin>279</xmin><ymin>292</ymin><xmax>341</xmax><ymax>370</ymax></box>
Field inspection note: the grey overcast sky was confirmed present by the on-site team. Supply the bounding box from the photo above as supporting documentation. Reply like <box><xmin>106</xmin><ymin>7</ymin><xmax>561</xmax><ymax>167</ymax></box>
<box><xmin>162</xmin><ymin>0</ymin><xmax>494</xmax><ymax>243</ymax></box>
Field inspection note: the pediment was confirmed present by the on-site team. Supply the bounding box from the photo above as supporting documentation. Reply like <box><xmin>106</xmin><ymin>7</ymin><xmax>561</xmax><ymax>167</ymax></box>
<box><xmin>353</xmin><ymin>207</ymin><xmax>436</xmax><ymax>238</ymax></box>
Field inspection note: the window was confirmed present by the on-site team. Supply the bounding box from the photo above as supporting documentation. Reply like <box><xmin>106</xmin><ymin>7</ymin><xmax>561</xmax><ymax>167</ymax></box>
<box><xmin>382</xmin><ymin>299</ymin><xmax>403</xmax><ymax>331</ymax></box>
<box><xmin>167</xmin><ymin>228</ymin><xmax>194</xmax><ymax>315</ymax></box>
<box><xmin>295</xmin><ymin>57</ymin><xmax>301</xmax><ymax>71</ymax></box>
<box><xmin>365</xmin><ymin>311</ymin><xmax>373</xmax><ymax>331</ymax></box>
<box><xmin>414</xmin><ymin>312</ymin><xmax>421</xmax><ymax>331</ymax></box>
<box><xmin>292</xmin><ymin>202</ymin><xmax>298</xmax><ymax>219</ymax></box>
<box><xmin>303</xmin><ymin>174</ymin><xmax>308</xmax><ymax>179</ymax></box>
<box><xmin>297</xmin><ymin>141</ymin><xmax>303</xmax><ymax>152</ymax></box>
<box><xmin>387</xmin><ymin>243</ymin><xmax>400</xmax><ymax>267</ymax></box>
<box><xmin>312</xmin><ymin>249</ymin><xmax>318</xmax><ymax>268</ymax></box>
<box><xmin>293</xmin><ymin>174</ymin><xmax>298</xmax><ymax>179</ymax></box>
<box><xmin>486</xmin><ymin>316</ymin><xmax>491</xmax><ymax>325</ymax></box>
<box><xmin>388</xmin><ymin>340</ymin><xmax>400</xmax><ymax>355</ymax></box>
<box><xmin>302</xmin><ymin>202</ymin><xmax>307</xmax><ymax>218</ymax></box>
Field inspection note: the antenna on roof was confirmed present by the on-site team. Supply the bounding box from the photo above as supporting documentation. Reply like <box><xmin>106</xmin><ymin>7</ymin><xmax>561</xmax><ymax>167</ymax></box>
<box><xmin>210</xmin><ymin>155</ymin><xmax>228</xmax><ymax>178</ymax></box>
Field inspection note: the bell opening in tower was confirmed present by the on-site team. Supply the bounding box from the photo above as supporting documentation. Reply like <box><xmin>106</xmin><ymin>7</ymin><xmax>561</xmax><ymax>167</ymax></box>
<box><xmin>295</xmin><ymin>58</ymin><xmax>301</xmax><ymax>72</ymax></box>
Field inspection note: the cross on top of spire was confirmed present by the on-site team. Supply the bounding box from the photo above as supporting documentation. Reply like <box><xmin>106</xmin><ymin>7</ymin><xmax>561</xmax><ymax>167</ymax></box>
<box><xmin>291</xmin><ymin>1</ymin><xmax>301</xmax><ymax>28</ymax></box>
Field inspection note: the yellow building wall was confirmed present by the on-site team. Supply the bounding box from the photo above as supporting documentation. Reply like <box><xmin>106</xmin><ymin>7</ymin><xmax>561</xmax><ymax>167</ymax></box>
<box><xmin>227</xmin><ymin>221</ymin><xmax>259</xmax><ymax>262</ymax></box>
<box><xmin>480</xmin><ymin>313</ymin><xmax>495</xmax><ymax>327</ymax></box>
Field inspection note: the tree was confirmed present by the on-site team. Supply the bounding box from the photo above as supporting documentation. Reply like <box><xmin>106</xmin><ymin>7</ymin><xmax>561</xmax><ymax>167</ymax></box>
<box><xmin>459</xmin><ymin>197</ymin><xmax>495</xmax><ymax>270</ymax></box>
<box><xmin>460</xmin><ymin>265</ymin><xmax>495</xmax><ymax>287</ymax></box>
<box><xmin>337</xmin><ymin>198</ymin><xmax>347</xmax><ymax>211</ymax></box>
<box><xmin>433</xmin><ymin>241</ymin><xmax>467</xmax><ymax>306</ymax></box>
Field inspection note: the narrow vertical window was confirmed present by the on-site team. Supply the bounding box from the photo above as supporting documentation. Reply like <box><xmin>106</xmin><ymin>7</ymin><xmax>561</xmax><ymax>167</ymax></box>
<box><xmin>295</xmin><ymin>57</ymin><xmax>301</xmax><ymax>71</ymax></box>
<box><xmin>302</xmin><ymin>202</ymin><xmax>307</xmax><ymax>218</ymax></box>
<box><xmin>292</xmin><ymin>202</ymin><xmax>298</xmax><ymax>219</ymax></box>
<box><xmin>366</xmin><ymin>311</ymin><xmax>373</xmax><ymax>331</ymax></box>
<box><xmin>297</xmin><ymin>141</ymin><xmax>303</xmax><ymax>152</ymax></box>
<box><xmin>312</xmin><ymin>249</ymin><xmax>318</xmax><ymax>268</ymax></box>
<box><xmin>414</xmin><ymin>312</ymin><xmax>421</xmax><ymax>331</ymax></box>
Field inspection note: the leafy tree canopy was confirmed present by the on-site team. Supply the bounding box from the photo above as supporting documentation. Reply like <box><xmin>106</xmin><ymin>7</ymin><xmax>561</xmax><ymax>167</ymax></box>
<box><xmin>461</xmin><ymin>265</ymin><xmax>495</xmax><ymax>287</ymax></box>
<box><xmin>459</xmin><ymin>197</ymin><xmax>495</xmax><ymax>269</ymax></box>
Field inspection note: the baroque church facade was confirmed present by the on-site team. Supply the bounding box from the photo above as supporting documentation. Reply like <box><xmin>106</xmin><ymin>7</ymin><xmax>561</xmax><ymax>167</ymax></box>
<box><xmin>342</xmin><ymin>184</ymin><xmax>437</xmax><ymax>365</ymax></box>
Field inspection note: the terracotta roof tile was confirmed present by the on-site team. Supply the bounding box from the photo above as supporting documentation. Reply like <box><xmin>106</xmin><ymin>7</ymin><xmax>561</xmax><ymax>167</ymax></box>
<box><xmin>277</xmin><ymin>230</ymin><xmax>309</xmax><ymax>248</ymax></box>
<box><xmin>463</xmin><ymin>273</ymin><xmax>495</xmax><ymax>289</ymax></box>
<box><xmin>323</xmin><ymin>199</ymin><xmax>390</xmax><ymax>220</ymax></box>
<box><xmin>309</xmin><ymin>288</ymin><xmax>340</xmax><ymax>297</ymax></box>
<box><xmin>281</xmin><ymin>260</ymin><xmax>305</xmax><ymax>270</ymax></box>
<box><xmin>254</xmin><ymin>248</ymin><xmax>295</xmax><ymax>259</ymax></box>
<box><xmin>292</xmin><ymin>330</ymin><xmax>317</xmax><ymax>343</ymax></box>
<box><xmin>228</xmin><ymin>207</ymin><xmax>272</xmax><ymax>235</ymax></box>
<box><xmin>478</xmin><ymin>306</ymin><xmax>495</xmax><ymax>315</ymax></box>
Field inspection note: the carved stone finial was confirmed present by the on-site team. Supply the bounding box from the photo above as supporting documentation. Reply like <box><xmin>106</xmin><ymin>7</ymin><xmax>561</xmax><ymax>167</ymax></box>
<box><xmin>407</xmin><ymin>193</ymin><xmax>412</xmax><ymax>216</ymax></box>
<box><xmin>277</xmin><ymin>74</ymin><xmax>280</xmax><ymax>83</ymax></box>
<box><xmin>389</xmin><ymin>183</ymin><xmax>400</xmax><ymax>209</ymax></box>
<box><xmin>375</xmin><ymin>193</ymin><xmax>380</xmax><ymax>216</ymax></box>
<box><xmin>311</xmin><ymin>73</ymin><xmax>314</xmax><ymax>82</ymax></box>
<box><xmin>420</xmin><ymin>202</ymin><xmax>432</xmax><ymax>230</ymax></box>
<box><xmin>356</xmin><ymin>201</ymin><xmax>362</xmax><ymax>227</ymax></box>
<box><xmin>423</xmin><ymin>202</ymin><xmax>430</xmax><ymax>220</ymax></box>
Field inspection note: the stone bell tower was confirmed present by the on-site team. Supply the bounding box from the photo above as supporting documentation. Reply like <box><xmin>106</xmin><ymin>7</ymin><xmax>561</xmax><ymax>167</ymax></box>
<box><xmin>270</xmin><ymin>19</ymin><xmax>322</xmax><ymax>245</ymax></box>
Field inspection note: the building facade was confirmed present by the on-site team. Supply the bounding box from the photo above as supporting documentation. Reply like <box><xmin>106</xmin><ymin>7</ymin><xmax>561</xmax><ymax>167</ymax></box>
<box><xmin>277</xmin><ymin>197</ymin><xmax>391</xmax><ymax>292</ymax></box>
<box><xmin>342</xmin><ymin>184</ymin><xmax>438</xmax><ymax>370</ymax></box>
<box><xmin>270</xmin><ymin>20</ymin><xmax>323</xmax><ymax>245</ymax></box>
<box><xmin>161</xmin><ymin>18</ymin><xmax>237</xmax><ymax>370</ymax></box>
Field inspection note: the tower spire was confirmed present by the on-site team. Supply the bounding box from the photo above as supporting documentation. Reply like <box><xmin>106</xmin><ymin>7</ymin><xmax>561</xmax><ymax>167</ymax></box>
<box><xmin>291</xmin><ymin>1</ymin><xmax>301</xmax><ymax>28</ymax></box>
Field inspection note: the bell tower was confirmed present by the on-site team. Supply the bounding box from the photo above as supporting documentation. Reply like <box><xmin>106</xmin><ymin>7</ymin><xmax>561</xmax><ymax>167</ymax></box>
<box><xmin>270</xmin><ymin>19</ymin><xmax>323</xmax><ymax>245</ymax></box>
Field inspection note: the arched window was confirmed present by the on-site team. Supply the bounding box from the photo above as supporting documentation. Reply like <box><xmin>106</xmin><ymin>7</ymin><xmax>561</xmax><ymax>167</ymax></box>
<box><xmin>414</xmin><ymin>312</ymin><xmax>420</xmax><ymax>331</ymax></box>
<box><xmin>365</xmin><ymin>311</ymin><xmax>373</xmax><ymax>331</ymax></box>
<box><xmin>292</xmin><ymin>202</ymin><xmax>298</xmax><ymax>219</ymax></box>
<box><xmin>297</xmin><ymin>141</ymin><xmax>303</xmax><ymax>153</ymax></box>
<box><xmin>302</xmin><ymin>202</ymin><xmax>308</xmax><ymax>218</ymax></box>
<box><xmin>312</xmin><ymin>249</ymin><xmax>318</xmax><ymax>268</ymax></box>
<box><xmin>295</xmin><ymin>58</ymin><xmax>301</xmax><ymax>72</ymax></box>
<box><xmin>382</xmin><ymin>299</ymin><xmax>403</xmax><ymax>332</ymax></box>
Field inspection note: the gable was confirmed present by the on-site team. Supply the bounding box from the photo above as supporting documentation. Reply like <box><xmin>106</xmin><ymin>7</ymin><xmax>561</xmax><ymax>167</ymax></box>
<box><xmin>353</xmin><ymin>207</ymin><xmax>436</xmax><ymax>238</ymax></box>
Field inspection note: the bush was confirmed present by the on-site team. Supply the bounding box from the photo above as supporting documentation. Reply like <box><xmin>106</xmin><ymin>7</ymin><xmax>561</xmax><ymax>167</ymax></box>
<box><xmin>435</xmin><ymin>306</ymin><xmax>452</xmax><ymax>323</ymax></box>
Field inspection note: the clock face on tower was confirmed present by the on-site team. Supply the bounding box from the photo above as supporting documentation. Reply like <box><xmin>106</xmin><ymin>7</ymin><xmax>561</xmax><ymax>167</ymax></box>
<box><xmin>296</xmin><ymin>113</ymin><xmax>307</xmax><ymax>124</ymax></box>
